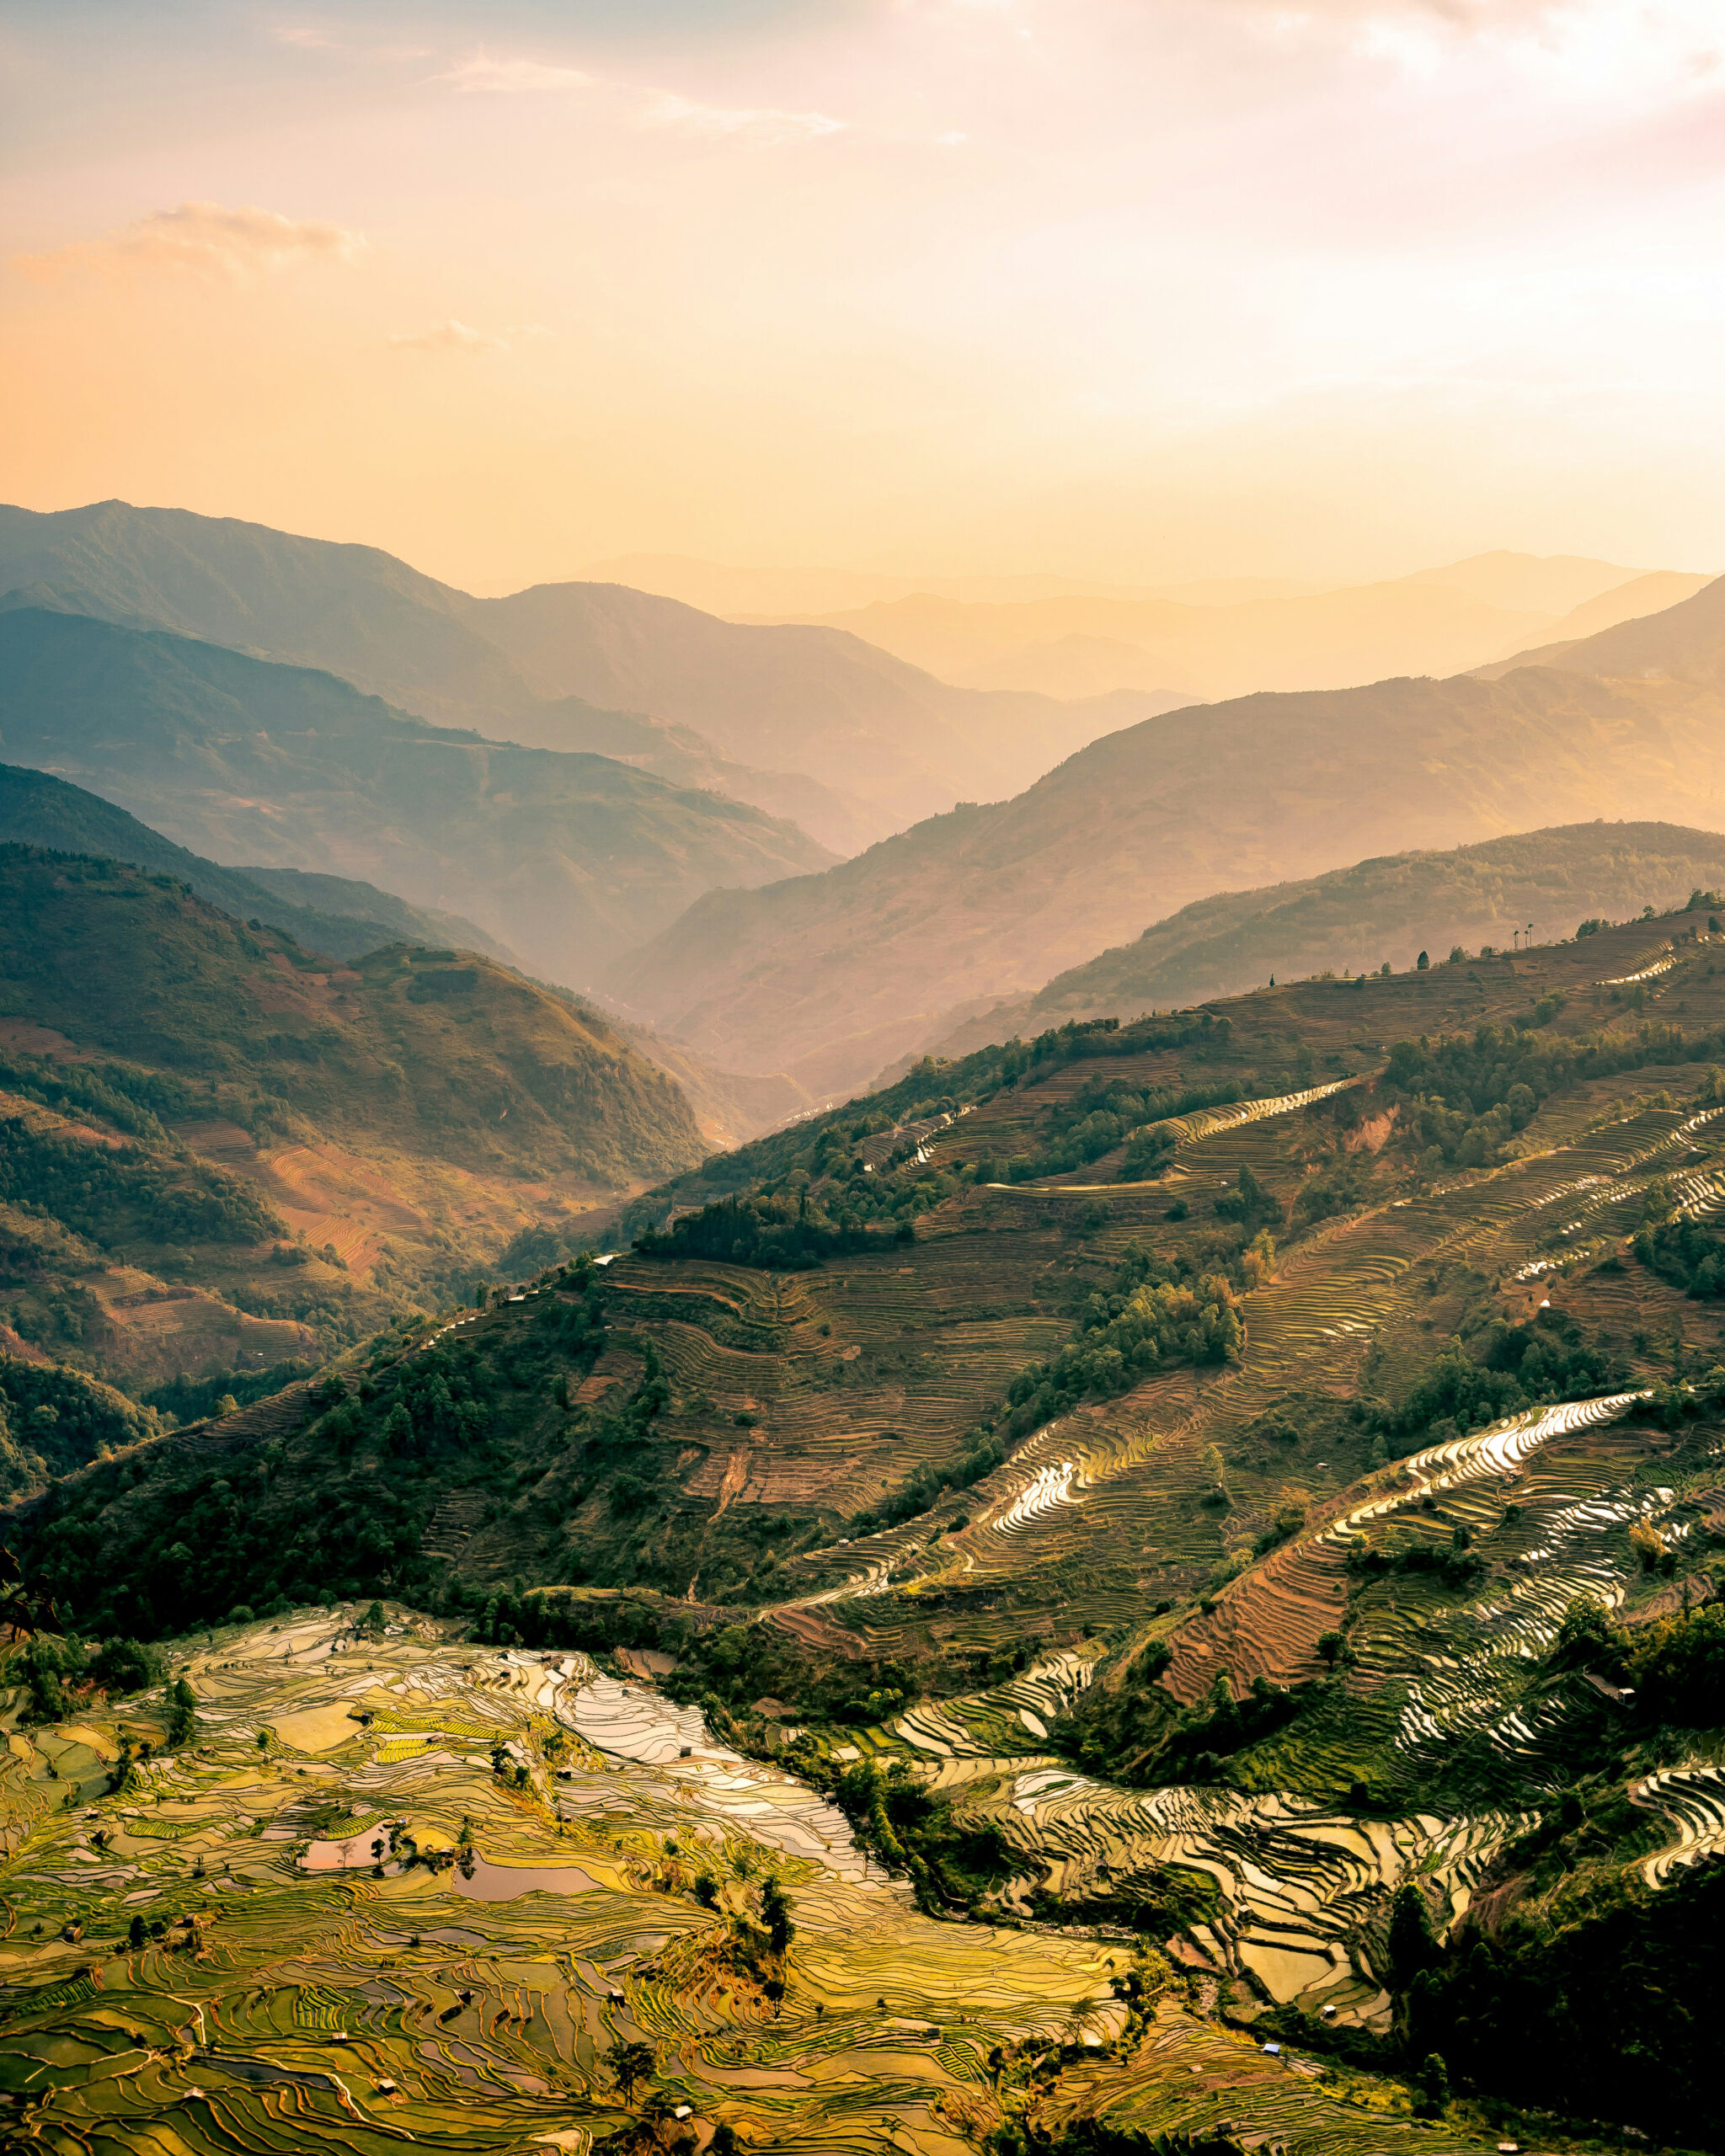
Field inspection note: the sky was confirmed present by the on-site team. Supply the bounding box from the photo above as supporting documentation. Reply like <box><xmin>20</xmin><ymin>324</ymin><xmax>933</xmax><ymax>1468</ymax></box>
<box><xmin>3</xmin><ymin>0</ymin><xmax>1723</xmax><ymax>592</ymax></box>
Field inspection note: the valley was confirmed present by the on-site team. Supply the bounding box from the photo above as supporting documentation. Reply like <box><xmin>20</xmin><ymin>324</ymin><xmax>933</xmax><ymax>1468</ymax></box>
<box><xmin>0</xmin><ymin>845</ymin><xmax>706</xmax><ymax>1421</ymax></box>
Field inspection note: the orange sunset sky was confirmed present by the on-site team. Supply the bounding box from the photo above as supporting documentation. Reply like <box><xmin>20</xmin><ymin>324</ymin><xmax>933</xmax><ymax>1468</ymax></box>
<box><xmin>3</xmin><ymin>0</ymin><xmax>1722</xmax><ymax>592</ymax></box>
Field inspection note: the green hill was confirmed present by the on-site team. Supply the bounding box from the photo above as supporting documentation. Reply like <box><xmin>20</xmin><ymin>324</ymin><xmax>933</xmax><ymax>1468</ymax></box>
<box><xmin>0</xmin><ymin>606</ymin><xmax>833</xmax><ymax>989</ymax></box>
<box><xmin>610</xmin><ymin>581</ymin><xmax>1725</xmax><ymax>1096</ymax></box>
<box><xmin>0</xmin><ymin>843</ymin><xmax>705</xmax><ymax>1398</ymax></box>
<box><xmin>0</xmin><ymin>761</ymin><xmax>512</xmax><ymax>965</ymax></box>
<box><xmin>0</xmin><ymin>763</ymin><xmax>807</xmax><ymax>1151</ymax></box>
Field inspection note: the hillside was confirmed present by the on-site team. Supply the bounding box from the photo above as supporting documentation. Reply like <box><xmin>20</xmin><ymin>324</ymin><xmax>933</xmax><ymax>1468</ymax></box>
<box><xmin>0</xmin><ymin>498</ymin><xmax>532</xmax><ymax>727</ymax></box>
<box><xmin>0</xmin><ymin>607</ymin><xmax>833</xmax><ymax>990</ymax></box>
<box><xmin>478</xmin><ymin>695</ymin><xmax>881</xmax><ymax>857</ymax></box>
<box><xmin>9</xmin><ymin>907</ymin><xmax>1725</xmax><ymax>2145</ymax></box>
<box><xmin>0</xmin><ymin>764</ymin><xmax>808</xmax><ymax>1154</ymax></box>
<box><xmin>0</xmin><ymin>844</ymin><xmax>705</xmax><ymax>1396</ymax></box>
<box><xmin>0</xmin><ymin>500</ymin><xmax>1167</xmax><ymax>847</ymax></box>
<box><xmin>608</xmin><ymin>617</ymin><xmax>1725</xmax><ymax>1096</ymax></box>
<box><xmin>921</xmin><ymin>821</ymin><xmax>1725</xmax><ymax>1057</ymax></box>
<box><xmin>1480</xmin><ymin>563</ymin><xmax>1725</xmax><ymax>691</ymax></box>
<box><xmin>462</xmin><ymin>580</ymin><xmax>1162</xmax><ymax>830</ymax></box>
<box><xmin>0</xmin><ymin>761</ymin><xmax>512</xmax><ymax>965</ymax></box>
<box><xmin>19</xmin><ymin>901</ymin><xmax>1725</xmax><ymax>1623</ymax></box>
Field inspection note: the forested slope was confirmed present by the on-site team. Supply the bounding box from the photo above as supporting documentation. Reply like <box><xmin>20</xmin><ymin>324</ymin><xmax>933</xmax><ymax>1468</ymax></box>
<box><xmin>0</xmin><ymin>845</ymin><xmax>704</xmax><ymax>1397</ymax></box>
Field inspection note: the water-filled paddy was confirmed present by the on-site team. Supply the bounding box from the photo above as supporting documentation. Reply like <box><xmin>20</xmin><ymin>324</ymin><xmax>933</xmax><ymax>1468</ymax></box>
<box><xmin>0</xmin><ymin>1611</ymin><xmax>1530</xmax><ymax>2153</ymax></box>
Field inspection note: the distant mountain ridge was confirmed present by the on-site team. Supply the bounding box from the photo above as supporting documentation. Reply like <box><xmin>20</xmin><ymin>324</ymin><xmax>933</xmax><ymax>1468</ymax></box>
<box><xmin>778</xmin><ymin>554</ymin><xmax>1713</xmax><ymax>706</ymax></box>
<box><xmin>1479</xmin><ymin>568</ymin><xmax>1725</xmax><ymax>692</ymax></box>
<box><xmin>609</xmin><ymin>574</ymin><xmax>1725</xmax><ymax>1097</ymax></box>
<box><xmin>0</xmin><ymin>501</ymin><xmax>1176</xmax><ymax>849</ymax></box>
<box><xmin>0</xmin><ymin>607</ymin><xmax>832</xmax><ymax>992</ymax></box>
<box><xmin>0</xmin><ymin>762</ymin><xmax>512</xmax><ymax>966</ymax></box>
<box><xmin>918</xmin><ymin>820</ymin><xmax>1725</xmax><ymax>1065</ymax></box>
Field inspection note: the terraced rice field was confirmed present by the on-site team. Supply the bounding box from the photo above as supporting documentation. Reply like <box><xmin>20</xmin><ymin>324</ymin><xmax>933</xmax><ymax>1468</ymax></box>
<box><xmin>1629</xmin><ymin>1762</ymin><xmax>1725</xmax><ymax>1885</ymax></box>
<box><xmin>796</xmin><ymin>1069</ymin><xmax>1725</xmax><ymax>1658</ymax></box>
<box><xmin>991</xmin><ymin>1773</ymin><xmax>1519</xmax><ymax>2024</ymax></box>
<box><xmin>697</xmin><ymin>1054</ymin><xmax>1725</xmax><ymax>1968</ymax></box>
<box><xmin>0</xmin><ymin>1616</ymin><xmax>1505</xmax><ymax>2155</ymax></box>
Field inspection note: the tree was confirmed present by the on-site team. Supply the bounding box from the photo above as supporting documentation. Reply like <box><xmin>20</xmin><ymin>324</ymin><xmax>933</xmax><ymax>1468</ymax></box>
<box><xmin>88</xmin><ymin>1637</ymin><xmax>166</xmax><ymax>1697</ymax></box>
<box><xmin>128</xmin><ymin>1913</ymin><xmax>147</xmax><ymax>1950</ymax></box>
<box><xmin>1416</xmin><ymin>950</ymin><xmax>1429</xmax><ymax>970</ymax></box>
<box><xmin>164</xmin><ymin>1677</ymin><xmax>196</xmax><ymax>1748</ymax></box>
<box><xmin>1552</xmin><ymin>1595</ymin><xmax>1616</xmax><ymax>1668</ymax></box>
<box><xmin>1388</xmin><ymin>1881</ymin><xmax>1438</xmax><ymax>1984</ymax></box>
<box><xmin>1214</xmin><ymin>1163</ymin><xmax>1279</xmax><ymax>1228</ymax></box>
<box><xmin>761</xmin><ymin>1875</ymin><xmax>794</xmax><ymax>1956</ymax></box>
<box><xmin>1417</xmin><ymin>2052</ymin><xmax>1451</xmax><ymax>2111</ymax></box>
<box><xmin>605</xmin><ymin>2037</ymin><xmax>656</xmax><ymax>2102</ymax></box>
<box><xmin>107</xmin><ymin>1737</ymin><xmax>139</xmax><ymax>1796</ymax></box>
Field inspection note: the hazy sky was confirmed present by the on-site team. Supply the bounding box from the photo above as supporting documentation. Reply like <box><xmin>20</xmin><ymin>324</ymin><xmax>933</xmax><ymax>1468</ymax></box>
<box><xmin>3</xmin><ymin>0</ymin><xmax>1722</xmax><ymax>590</ymax></box>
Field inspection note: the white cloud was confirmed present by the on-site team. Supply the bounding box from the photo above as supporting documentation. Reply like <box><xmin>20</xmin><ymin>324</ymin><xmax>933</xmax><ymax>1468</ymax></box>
<box><xmin>436</xmin><ymin>51</ymin><xmax>595</xmax><ymax>93</ymax></box>
<box><xmin>273</xmin><ymin>24</ymin><xmax>430</xmax><ymax>60</ymax></box>
<box><xmin>16</xmin><ymin>202</ymin><xmax>366</xmax><ymax>282</ymax></box>
<box><xmin>388</xmin><ymin>319</ymin><xmax>510</xmax><ymax>355</ymax></box>
<box><xmin>635</xmin><ymin>91</ymin><xmax>846</xmax><ymax>144</ymax></box>
<box><xmin>430</xmin><ymin>47</ymin><xmax>843</xmax><ymax>144</ymax></box>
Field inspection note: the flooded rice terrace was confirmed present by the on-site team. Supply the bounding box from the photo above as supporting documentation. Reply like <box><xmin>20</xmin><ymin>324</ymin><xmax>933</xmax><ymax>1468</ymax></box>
<box><xmin>0</xmin><ymin>1609</ymin><xmax>1492</xmax><ymax>2154</ymax></box>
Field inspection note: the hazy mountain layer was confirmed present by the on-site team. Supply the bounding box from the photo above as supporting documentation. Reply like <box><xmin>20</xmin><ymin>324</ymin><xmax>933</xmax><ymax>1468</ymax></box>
<box><xmin>0</xmin><ymin>608</ymin><xmax>833</xmax><ymax>990</ymax></box>
<box><xmin>611</xmin><ymin>600</ymin><xmax>1725</xmax><ymax>1095</ymax></box>
<box><xmin>920</xmin><ymin>820</ymin><xmax>1725</xmax><ymax>1063</ymax></box>
<box><xmin>788</xmin><ymin>555</ymin><xmax>1712</xmax><ymax>705</ymax></box>
<box><xmin>1482</xmin><ymin>563</ymin><xmax>1725</xmax><ymax>692</ymax></box>
<box><xmin>469</xmin><ymin>684</ymin><xmax>884</xmax><ymax>858</ymax></box>
<box><xmin>0</xmin><ymin>500</ymin><xmax>1168</xmax><ymax>847</ymax></box>
<box><xmin>585</xmin><ymin>544</ymin><xmax>1655</xmax><ymax>625</ymax></box>
<box><xmin>0</xmin><ymin>761</ymin><xmax>512</xmax><ymax>966</ymax></box>
<box><xmin>0</xmin><ymin>499</ymin><xmax>524</xmax><ymax>726</ymax></box>
<box><xmin>467</xmin><ymin>579</ymin><xmax>1156</xmax><ymax>828</ymax></box>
